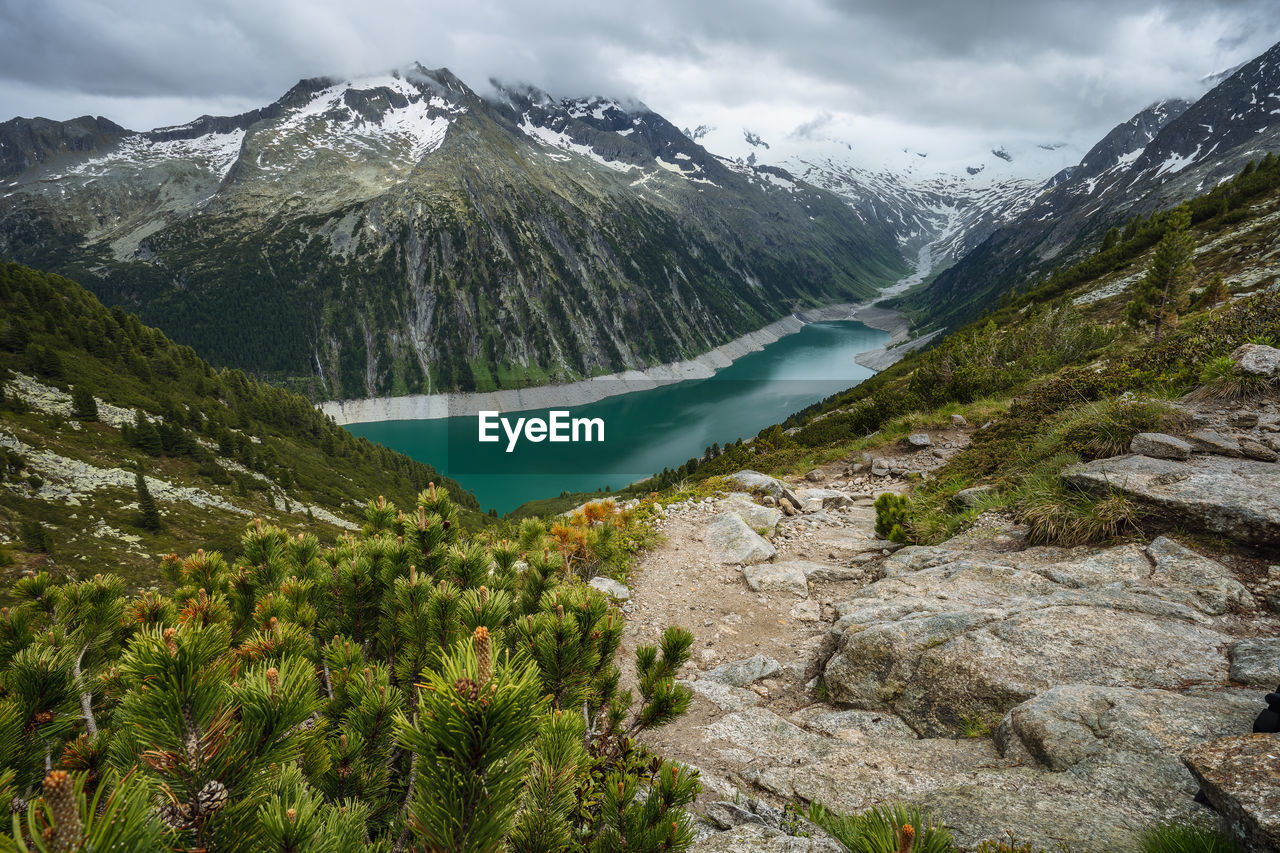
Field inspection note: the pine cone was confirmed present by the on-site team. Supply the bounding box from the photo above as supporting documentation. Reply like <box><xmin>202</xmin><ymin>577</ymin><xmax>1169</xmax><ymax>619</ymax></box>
<box><xmin>10</xmin><ymin>796</ymin><xmax>27</xmax><ymax>815</ymax></box>
<box><xmin>196</xmin><ymin>780</ymin><xmax>228</xmax><ymax>814</ymax></box>
<box><xmin>159</xmin><ymin>801</ymin><xmax>194</xmax><ymax>829</ymax></box>
<box><xmin>42</xmin><ymin>770</ymin><xmax>84</xmax><ymax>853</ymax></box>
<box><xmin>473</xmin><ymin>626</ymin><xmax>492</xmax><ymax>687</ymax></box>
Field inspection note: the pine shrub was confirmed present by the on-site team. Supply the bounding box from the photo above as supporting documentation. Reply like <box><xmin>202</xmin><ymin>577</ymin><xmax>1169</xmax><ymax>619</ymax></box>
<box><xmin>0</xmin><ymin>486</ymin><xmax>699</xmax><ymax>851</ymax></box>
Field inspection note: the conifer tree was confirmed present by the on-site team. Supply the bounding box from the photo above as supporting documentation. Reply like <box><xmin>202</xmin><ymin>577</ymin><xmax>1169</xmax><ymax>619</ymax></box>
<box><xmin>1127</xmin><ymin>206</ymin><xmax>1195</xmax><ymax>340</ymax></box>
<box><xmin>69</xmin><ymin>386</ymin><xmax>97</xmax><ymax>422</ymax></box>
<box><xmin>134</xmin><ymin>473</ymin><xmax>162</xmax><ymax>532</ymax></box>
<box><xmin>1198</xmin><ymin>273</ymin><xmax>1230</xmax><ymax>309</ymax></box>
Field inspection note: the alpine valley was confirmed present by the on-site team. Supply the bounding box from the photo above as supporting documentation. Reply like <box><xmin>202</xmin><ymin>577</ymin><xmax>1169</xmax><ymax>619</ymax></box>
<box><xmin>2</xmin><ymin>26</ymin><xmax>1280</xmax><ymax>853</ymax></box>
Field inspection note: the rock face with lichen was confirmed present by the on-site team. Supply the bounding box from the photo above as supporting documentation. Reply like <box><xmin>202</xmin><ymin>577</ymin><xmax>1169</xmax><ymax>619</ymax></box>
<box><xmin>1062</xmin><ymin>454</ymin><xmax>1280</xmax><ymax>546</ymax></box>
<box><xmin>1183</xmin><ymin>734</ymin><xmax>1280</xmax><ymax>852</ymax></box>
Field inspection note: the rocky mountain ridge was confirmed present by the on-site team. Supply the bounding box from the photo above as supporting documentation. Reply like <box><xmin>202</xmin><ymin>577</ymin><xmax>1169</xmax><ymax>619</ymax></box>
<box><xmin>0</xmin><ymin>65</ymin><xmax>904</xmax><ymax>398</ymax></box>
<box><xmin>900</xmin><ymin>39</ymin><xmax>1280</xmax><ymax>328</ymax></box>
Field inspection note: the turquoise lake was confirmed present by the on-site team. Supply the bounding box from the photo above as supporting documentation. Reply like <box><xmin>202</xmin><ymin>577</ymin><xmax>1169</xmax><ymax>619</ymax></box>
<box><xmin>345</xmin><ymin>320</ymin><xmax>888</xmax><ymax>514</ymax></box>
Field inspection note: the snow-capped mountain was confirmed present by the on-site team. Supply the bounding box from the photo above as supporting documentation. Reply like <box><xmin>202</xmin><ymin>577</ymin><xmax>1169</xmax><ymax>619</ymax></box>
<box><xmin>0</xmin><ymin>65</ymin><xmax>904</xmax><ymax>398</ymax></box>
<box><xmin>899</xmin><ymin>38</ymin><xmax>1280</xmax><ymax>329</ymax></box>
<box><xmin>681</xmin><ymin>122</ymin><xmax>1087</xmax><ymax>291</ymax></box>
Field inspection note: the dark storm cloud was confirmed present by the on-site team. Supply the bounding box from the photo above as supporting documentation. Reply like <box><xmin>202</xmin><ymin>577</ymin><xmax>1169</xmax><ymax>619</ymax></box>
<box><xmin>0</xmin><ymin>0</ymin><xmax>1276</xmax><ymax>156</ymax></box>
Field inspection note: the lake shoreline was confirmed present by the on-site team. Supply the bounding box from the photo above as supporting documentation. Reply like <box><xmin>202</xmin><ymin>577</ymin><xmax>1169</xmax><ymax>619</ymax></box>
<box><xmin>320</xmin><ymin>301</ymin><xmax>908</xmax><ymax>425</ymax></box>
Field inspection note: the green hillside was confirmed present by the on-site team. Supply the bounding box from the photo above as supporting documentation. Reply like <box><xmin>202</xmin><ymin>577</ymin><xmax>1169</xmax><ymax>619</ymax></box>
<box><xmin>0</xmin><ymin>262</ymin><xmax>481</xmax><ymax>595</ymax></box>
<box><xmin>622</xmin><ymin>154</ymin><xmax>1280</xmax><ymax>547</ymax></box>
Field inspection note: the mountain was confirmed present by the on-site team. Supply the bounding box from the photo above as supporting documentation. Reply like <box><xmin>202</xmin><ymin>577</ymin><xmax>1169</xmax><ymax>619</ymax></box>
<box><xmin>0</xmin><ymin>261</ymin><xmax>484</xmax><ymax>590</ymax></box>
<box><xmin>684</xmin><ymin>119</ymin><xmax>1088</xmax><ymax>292</ymax></box>
<box><xmin>898</xmin><ymin>39</ymin><xmax>1280</xmax><ymax>329</ymax></box>
<box><xmin>0</xmin><ymin>65</ymin><xmax>905</xmax><ymax>398</ymax></box>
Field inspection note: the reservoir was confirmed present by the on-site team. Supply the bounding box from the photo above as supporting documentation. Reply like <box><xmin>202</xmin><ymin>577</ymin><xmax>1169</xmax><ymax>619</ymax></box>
<box><xmin>345</xmin><ymin>319</ymin><xmax>888</xmax><ymax>514</ymax></box>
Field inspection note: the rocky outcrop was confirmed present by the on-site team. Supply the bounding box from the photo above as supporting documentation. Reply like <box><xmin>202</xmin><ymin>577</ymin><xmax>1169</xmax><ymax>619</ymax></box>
<box><xmin>823</xmin><ymin>537</ymin><xmax>1253</xmax><ymax>737</ymax></box>
<box><xmin>721</xmin><ymin>494</ymin><xmax>784</xmax><ymax>535</ymax></box>
<box><xmin>1229</xmin><ymin>639</ymin><xmax>1280</xmax><ymax>687</ymax></box>
<box><xmin>693</xmin><ymin>824</ymin><xmax>843</xmax><ymax>853</ymax></box>
<box><xmin>725</xmin><ymin>471</ymin><xmax>801</xmax><ymax>507</ymax></box>
<box><xmin>1130</xmin><ymin>432</ymin><xmax>1192</xmax><ymax>460</ymax></box>
<box><xmin>1184</xmin><ymin>734</ymin><xmax>1280</xmax><ymax>852</ymax></box>
<box><xmin>1063</xmin><ymin>454</ymin><xmax>1280</xmax><ymax>546</ymax></box>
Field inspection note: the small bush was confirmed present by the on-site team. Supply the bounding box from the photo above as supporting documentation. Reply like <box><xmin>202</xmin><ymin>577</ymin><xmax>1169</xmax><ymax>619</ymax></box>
<box><xmin>71</xmin><ymin>384</ymin><xmax>98</xmax><ymax>421</ymax></box>
<box><xmin>1141</xmin><ymin>821</ymin><xmax>1238</xmax><ymax>853</ymax></box>
<box><xmin>19</xmin><ymin>519</ymin><xmax>53</xmax><ymax>554</ymax></box>
<box><xmin>809</xmin><ymin>801</ymin><xmax>955</xmax><ymax>853</ymax></box>
<box><xmin>874</xmin><ymin>493</ymin><xmax>911</xmax><ymax>543</ymax></box>
<box><xmin>1051</xmin><ymin>398</ymin><xmax>1186</xmax><ymax>460</ymax></box>
<box><xmin>1020</xmin><ymin>481</ymin><xmax>1140</xmax><ymax>547</ymax></box>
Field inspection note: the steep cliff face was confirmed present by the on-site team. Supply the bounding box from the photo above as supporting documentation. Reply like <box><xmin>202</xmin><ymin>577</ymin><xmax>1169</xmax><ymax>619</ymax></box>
<box><xmin>898</xmin><ymin>40</ymin><xmax>1280</xmax><ymax>330</ymax></box>
<box><xmin>0</xmin><ymin>65</ymin><xmax>904</xmax><ymax>398</ymax></box>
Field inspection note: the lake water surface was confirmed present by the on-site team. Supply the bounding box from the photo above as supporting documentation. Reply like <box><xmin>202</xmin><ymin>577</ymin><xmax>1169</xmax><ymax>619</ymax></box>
<box><xmin>345</xmin><ymin>320</ymin><xmax>888</xmax><ymax>514</ymax></box>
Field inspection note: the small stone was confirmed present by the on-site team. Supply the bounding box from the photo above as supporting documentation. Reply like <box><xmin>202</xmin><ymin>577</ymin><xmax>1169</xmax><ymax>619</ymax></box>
<box><xmin>588</xmin><ymin>577</ymin><xmax>631</xmax><ymax>600</ymax></box>
<box><xmin>907</xmin><ymin>433</ymin><xmax>932</xmax><ymax>448</ymax></box>
<box><xmin>1230</xmin><ymin>412</ymin><xmax>1261</xmax><ymax>428</ymax></box>
<box><xmin>703</xmin><ymin>654</ymin><xmax>782</xmax><ymax>687</ymax></box>
<box><xmin>805</xmin><ymin>469</ymin><xmax>826</xmax><ymax>482</ymax></box>
<box><xmin>955</xmin><ymin>485</ymin><xmax>996</xmax><ymax>507</ymax></box>
<box><xmin>761</xmin><ymin>495</ymin><xmax>777</xmax><ymax>507</ymax></box>
<box><xmin>1240</xmin><ymin>439</ymin><xmax>1279</xmax><ymax>462</ymax></box>
<box><xmin>743</xmin><ymin>563</ymin><xmax>809</xmax><ymax>597</ymax></box>
<box><xmin>1129</xmin><ymin>432</ymin><xmax>1192</xmax><ymax>460</ymax></box>
<box><xmin>790</xmin><ymin>599</ymin><xmax>821</xmax><ymax>622</ymax></box>
<box><xmin>951</xmin><ymin>414</ymin><xmax>968</xmax><ymax>427</ymax></box>
<box><xmin>1186</xmin><ymin>430</ymin><xmax>1243</xmax><ymax>457</ymax></box>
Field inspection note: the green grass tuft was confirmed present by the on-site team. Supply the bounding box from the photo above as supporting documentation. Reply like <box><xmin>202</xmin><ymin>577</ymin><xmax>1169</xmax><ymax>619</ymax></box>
<box><xmin>809</xmin><ymin>801</ymin><xmax>955</xmax><ymax>853</ymax></box>
<box><xmin>1190</xmin><ymin>355</ymin><xmax>1277</xmax><ymax>403</ymax></box>
<box><xmin>1141</xmin><ymin>822</ymin><xmax>1239</xmax><ymax>853</ymax></box>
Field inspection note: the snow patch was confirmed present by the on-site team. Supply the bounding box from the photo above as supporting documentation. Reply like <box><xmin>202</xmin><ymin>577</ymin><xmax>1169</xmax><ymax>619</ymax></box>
<box><xmin>518</xmin><ymin>118</ymin><xmax>639</xmax><ymax>172</ymax></box>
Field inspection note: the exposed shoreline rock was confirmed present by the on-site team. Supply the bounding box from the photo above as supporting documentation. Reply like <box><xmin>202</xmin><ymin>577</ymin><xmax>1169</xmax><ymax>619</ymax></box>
<box><xmin>319</xmin><ymin>302</ymin><xmax>907</xmax><ymax>425</ymax></box>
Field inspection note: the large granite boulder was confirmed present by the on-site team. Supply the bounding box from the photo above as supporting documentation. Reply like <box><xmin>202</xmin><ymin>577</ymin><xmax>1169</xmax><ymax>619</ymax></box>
<box><xmin>725</xmin><ymin>471</ymin><xmax>801</xmax><ymax>506</ymax></box>
<box><xmin>996</xmin><ymin>684</ymin><xmax>1259</xmax><ymax>793</ymax></box>
<box><xmin>706</xmin><ymin>513</ymin><xmax>777</xmax><ymax>565</ymax></box>
<box><xmin>1232</xmin><ymin>343</ymin><xmax>1280</xmax><ymax>377</ymax></box>
<box><xmin>1062</xmin><ymin>454</ymin><xmax>1280</xmax><ymax>546</ymax></box>
<box><xmin>721</xmin><ymin>493</ymin><xmax>784</xmax><ymax>535</ymax></box>
<box><xmin>697</xmin><ymin>705</ymin><xmax>1208</xmax><ymax>852</ymax></box>
<box><xmin>823</xmin><ymin>538</ymin><xmax>1246</xmax><ymax>736</ymax></box>
<box><xmin>1184</xmin><ymin>734</ymin><xmax>1280</xmax><ymax>852</ymax></box>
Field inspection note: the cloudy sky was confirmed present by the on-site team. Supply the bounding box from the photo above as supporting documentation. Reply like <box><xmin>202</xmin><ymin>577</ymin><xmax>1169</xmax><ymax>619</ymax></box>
<box><xmin>2</xmin><ymin>0</ymin><xmax>1277</xmax><ymax>173</ymax></box>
